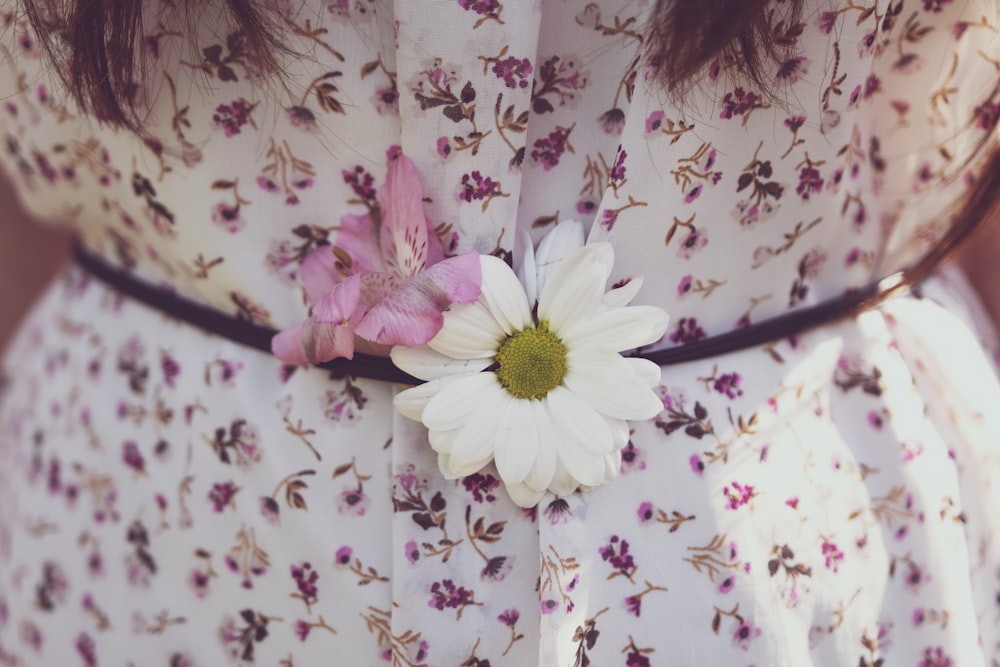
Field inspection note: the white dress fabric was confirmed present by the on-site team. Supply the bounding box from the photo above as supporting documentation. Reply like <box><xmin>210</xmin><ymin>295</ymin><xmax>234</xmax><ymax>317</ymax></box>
<box><xmin>1</xmin><ymin>0</ymin><xmax>1000</xmax><ymax>665</ymax></box>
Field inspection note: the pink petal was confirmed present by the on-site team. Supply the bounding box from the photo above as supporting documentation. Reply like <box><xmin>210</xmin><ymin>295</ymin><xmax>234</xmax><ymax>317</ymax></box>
<box><xmin>313</xmin><ymin>274</ymin><xmax>363</xmax><ymax>324</ymax></box>
<box><xmin>272</xmin><ymin>320</ymin><xmax>311</xmax><ymax>365</ymax></box>
<box><xmin>271</xmin><ymin>317</ymin><xmax>356</xmax><ymax>365</ymax></box>
<box><xmin>379</xmin><ymin>154</ymin><xmax>438</xmax><ymax>279</ymax></box>
<box><xmin>299</xmin><ymin>246</ymin><xmax>341</xmax><ymax>306</ymax></box>
<box><xmin>355</xmin><ymin>252</ymin><xmax>482</xmax><ymax>346</ymax></box>
<box><xmin>335</xmin><ymin>212</ymin><xmax>383</xmax><ymax>275</ymax></box>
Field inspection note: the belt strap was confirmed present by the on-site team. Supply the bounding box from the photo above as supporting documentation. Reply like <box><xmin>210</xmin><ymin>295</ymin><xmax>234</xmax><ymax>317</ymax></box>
<box><xmin>72</xmin><ymin>242</ymin><xmax>905</xmax><ymax>384</ymax></box>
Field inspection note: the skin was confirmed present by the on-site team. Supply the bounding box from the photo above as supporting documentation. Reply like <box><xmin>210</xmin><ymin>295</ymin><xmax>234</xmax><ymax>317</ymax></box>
<box><xmin>1</xmin><ymin>174</ymin><xmax>998</xmax><ymax>351</ymax></box>
<box><xmin>0</xmin><ymin>176</ymin><xmax>71</xmax><ymax>350</ymax></box>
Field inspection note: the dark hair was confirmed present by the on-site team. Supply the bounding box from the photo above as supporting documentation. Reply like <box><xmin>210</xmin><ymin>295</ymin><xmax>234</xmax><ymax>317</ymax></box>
<box><xmin>22</xmin><ymin>0</ymin><xmax>287</xmax><ymax>128</ymax></box>
<box><xmin>645</xmin><ymin>0</ymin><xmax>799</xmax><ymax>94</ymax></box>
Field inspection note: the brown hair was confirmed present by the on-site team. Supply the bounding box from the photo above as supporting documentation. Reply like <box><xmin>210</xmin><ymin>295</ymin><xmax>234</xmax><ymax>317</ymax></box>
<box><xmin>22</xmin><ymin>0</ymin><xmax>286</xmax><ymax>128</ymax></box>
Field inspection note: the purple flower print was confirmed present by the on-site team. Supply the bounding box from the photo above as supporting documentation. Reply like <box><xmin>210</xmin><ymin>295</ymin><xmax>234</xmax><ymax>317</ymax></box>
<box><xmin>498</xmin><ymin>608</ymin><xmax>519</xmax><ymax>626</ymax></box>
<box><xmin>544</xmin><ymin>498</ymin><xmax>572</xmax><ymax>524</ymax></box>
<box><xmin>577</xmin><ymin>199</ymin><xmax>597</xmax><ymax>216</ymax></box>
<box><xmin>334</xmin><ymin>546</ymin><xmax>353</xmax><ymax>566</ymax></box>
<box><xmin>463</xmin><ymin>472</ymin><xmax>500</xmax><ymax>503</ymax></box>
<box><xmin>290</xmin><ymin>562</ymin><xmax>319</xmax><ymax>608</ymax></box>
<box><xmin>541</xmin><ymin>598</ymin><xmax>559</xmax><ymax>615</ymax></box>
<box><xmin>712</xmin><ymin>372</ymin><xmax>743</xmax><ymax>399</ymax></box>
<box><xmin>646</xmin><ymin>110</ymin><xmax>664</xmax><ymax>133</ymax></box>
<box><xmin>530</xmin><ymin>126</ymin><xmax>573</xmax><ymax>170</ymax></box>
<box><xmin>76</xmin><ymin>632</ymin><xmax>97</xmax><ymax>666</ymax></box>
<box><xmin>259</xmin><ymin>496</ymin><xmax>280</xmax><ymax>524</ymax></box>
<box><xmin>436</xmin><ymin>136</ymin><xmax>452</xmax><ymax>158</ymax></box>
<box><xmin>974</xmin><ymin>100</ymin><xmax>1000</xmax><ymax>130</ymax></box>
<box><xmin>918</xmin><ymin>647</ymin><xmax>953</xmax><ymax>667</ymax></box>
<box><xmin>213</xmin><ymin>99</ymin><xmax>255</xmax><ymax>137</ymax></box>
<box><xmin>785</xmin><ymin>115</ymin><xmax>806</xmax><ymax>131</ymax></box>
<box><xmin>776</xmin><ymin>55</ymin><xmax>809</xmax><ymax>84</ymax></box>
<box><xmin>458</xmin><ymin>0</ymin><xmax>501</xmax><ymax>14</ymax></box>
<box><xmin>491</xmin><ymin>56</ymin><xmax>532</xmax><ymax>89</ymax></box>
<box><xmin>428</xmin><ymin>579</ymin><xmax>475</xmax><ymax>611</ymax></box>
<box><xmin>599</xmin><ymin>535</ymin><xmax>636</xmax><ymax>579</ymax></box>
<box><xmin>723</xmin><ymin>481</ymin><xmax>756</xmax><ymax>510</ymax></box>
<box><xmin>819</xmin><ymin>11</ymin><xmax>837</xmax><ymax>33</ymax></box>
<box><xmin>626</xmin><ymin>650</ymin><xmax>652</xmax><ymax>667</ymax></box>
<box><xmin>733</xmin><ymin>619</ymin><xmax>761</xmax><ymax>650</ymax></box>
<box><xmin>122</xmin><ymin>440</ymin><xmax>146</xmax><ymax>474</ymax></box>
<box><xmin>404</xmin><ymin>540</ymin><xmax>420</xmax><ymax>564</ymax></box>
<box><xmin>821</xmin><ymin>541</ymin><xmax>844</xmax><ymax>572</ymax></box>
<box><xmin>904</xmin><ymin>562</ymin><xmax>931</xmax><ymax>593</ymax></box>
<box><xmin>598</xmin><ymin>108</ymin><xmax>626</xmax><ymax>135</ymax></box>
<box><xmin>637</xmin><ymin>501</ymin><xmax>654</xmax><ymax>522</ymax></box>
<box><xmin>720</xmin><ymin>87</ymin><xmax>759</xmax><ymax>120</ymax></box>
<box><xmin>620</xmin><ymin>441</ymin><xmax>646</xmax><ymax>472</ymax></box>
<box><xmin>295</xmin><ymin>619</ymin><xmax>311</xmax><ymax>641</ymax></box>
<box><xmin>689</xmin><ymin>454</ymin><xmax>705</xmax><ymax>475</ymax></box>
<box><xmin>922</xmin><ymin>0</ymin><xmax>954</xmax><ymax>12</ymax></box>
<box><xmin>208</xmin><ymin>481</ymin><xmax>240</xmax><ymax>512</ymax></box>
<box><xmin>338</xmin><ymin>488</ymin><xmax>369</xmax><ymax>516</ymax></box>
<box><xmin>459</xmin><ymin>171</ymin><xmax>502</xmax><ymax>203</ymax></box>
<box><xmin>212</xmin><ymin>202</ymin><xmax>243</xmax><ymax>233</ymax></box>
<box><xmin>342</xmin><ymin>165</ymin><xmax>377</xmax><ymax>206</ymax></box>
<box><xmin>610</xmin><ymin>146</ymin><xmax>627</xmax><ymax>184</ymax></box>
<box><xmin>678</xmin><ymin>227</ymin><xmax>708</xmax><ymax>258</ymax></box>
<box><xmin>669</xmin><ymin>317</ymin><xmax>707</xmax><ymax>345</ymax></box>
<box><xmin>796</xmin><ymin>166</ymin><xmax>824</xmax><ymax>200</ymax></box>
<box><xmin>601</xmin><ymin>208</ymin><xmax>618</xmax><ymax>231</ymax></box>
<box><xmin>718</xmin><ymin>576</ymin><xmax>735</xmax><ymax>594</ymax></box>
<box><xmin>189</xmin><ymin>569</ymin><xmax>211</xmax><ymax>598</ymax></box>
<box><xmin>677</xmin><ymin>275</ymin><xmax>693</xmax><ymax>296</ymax></box>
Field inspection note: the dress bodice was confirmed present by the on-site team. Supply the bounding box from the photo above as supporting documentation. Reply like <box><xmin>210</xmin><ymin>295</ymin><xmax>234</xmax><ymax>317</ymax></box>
<box><xmin>0</xmin><ymin>0</ymin><xmax>996</xmax><ymax>346</ymax></box>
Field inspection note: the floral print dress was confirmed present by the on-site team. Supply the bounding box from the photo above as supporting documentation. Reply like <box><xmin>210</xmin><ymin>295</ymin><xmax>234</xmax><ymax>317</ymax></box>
<box><xmin>1</xmin><ymin>0</ymin><xmax>1000</xmax><ymax>665</ymax></box>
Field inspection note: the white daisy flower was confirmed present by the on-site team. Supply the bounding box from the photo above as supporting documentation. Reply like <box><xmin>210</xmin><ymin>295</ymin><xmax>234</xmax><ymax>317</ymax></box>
<box><xmin>391</xmin><ymin>221</ymin><xmax>669</xmax><ymax>507</ymax></box>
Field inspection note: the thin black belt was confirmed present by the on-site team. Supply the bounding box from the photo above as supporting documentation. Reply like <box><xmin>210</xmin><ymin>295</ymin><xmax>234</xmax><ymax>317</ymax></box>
<box><xmin>72</xmin><ymin>242</ymin><xmax>906</xmax><ymax>385</ymax></box>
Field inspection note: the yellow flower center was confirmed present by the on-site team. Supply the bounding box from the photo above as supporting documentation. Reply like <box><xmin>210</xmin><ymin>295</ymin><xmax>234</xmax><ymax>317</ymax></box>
<box><xmin>495</xmin><ymin>325</ymin><xmax>568</xmax><ymax>400</ymax></box>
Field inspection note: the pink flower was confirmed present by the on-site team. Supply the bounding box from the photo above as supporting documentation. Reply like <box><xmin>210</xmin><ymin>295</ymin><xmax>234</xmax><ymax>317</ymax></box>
<box><xmin>273</xmin><ymin>150</ymin><xmax>482</xmax><ymax>365</ymax></box>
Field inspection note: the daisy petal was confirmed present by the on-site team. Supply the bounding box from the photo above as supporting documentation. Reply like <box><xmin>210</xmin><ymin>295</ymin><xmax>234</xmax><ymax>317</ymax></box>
<box><xmin>534</xmin><ymin>219</ymin><xmax>586</xmax><ymax>297</ymax></box>
<box><xmin>545</xmin><ymin>386</ymin><xmax>615</xmax><ymax>455</ymax></box>
<box><xmin>494</xmin><ymin>400</ymin><xmax>542</xmax><ymax>487</ymax></box>
<box><xmin>605</xmin><ymin>416</ymin><xmax>631</xmax><ymax>450</ymax></box>
<box><xmin>625</xmin><ymin>357</ymin><xmax>663</xmax><ymax>388</ymax></box>
<box><xmin>514</xmin><ymin>228</ymin><xmax>538</xmax><ymax>307</ymax></box>
<box><xmin>393</xmin><ymin>375</ymin><xmax>466</xmax><ymax>421</ymax></box>
<box><xmin>538</xmin><ymin>243</ymin><xmax>613</xmax><ymax>331</ymax></box>
<box><xmin>428</xmin><ymin>300</ymin><xmax>506</xmax><ymax>359</ymax></box>
<box><xmin>391</xmin><ymin>344</ymin><xmax>492</xmax><ymax>381</ymax></box>
<box><xmin>523</xmin><ymin>402</ymin><xmax>557</xmax><ymax>492</ymax></box>
<box><xmin>506</xmin><ymin>482</ymin><xmax>547</xmax><ymax>508</ymax></box>
<box><xmin>479</xmin><ymin>255</ymin><xmax>533</xmax><ymax>335</ymax></box>
<box><xmin>422</xmin><ymin>373</ymin><xmax>500</xmax><ymax>432</ymax></box>
<box><xmin>560</xmin><ymin>305</ymin><xmax>669</xmax><ymax>353</ymax></box>
<box><xmin>603</xmin><ymin>275</ymin><xmax>643</xmax><ymax>308</ymax></box>
<box><xmin>548</xmin><ymin>463</ymin><xmax>581</xmax><ymax>497</ymax></box>
<box><xmin>563</xmin><ymin>369</ymin><xmax>664</xmax><ymax>421</ymax></box>
<box><xmin>447</xmin><ymin>392</ymin><xmax>511</xmax><ymax>476</ymax></box>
